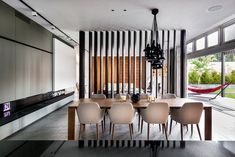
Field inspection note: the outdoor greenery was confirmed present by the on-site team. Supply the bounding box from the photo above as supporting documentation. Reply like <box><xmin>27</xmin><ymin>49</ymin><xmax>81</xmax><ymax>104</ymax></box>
<box><xmin>188</xmin><ymin>54</ymin><xmax>235</xmax><ymax>99</ymax></box>
<box><xmin>188</xmin><ymin>55</ymin><xmax>235</xmax><ymax>84</ymax></box>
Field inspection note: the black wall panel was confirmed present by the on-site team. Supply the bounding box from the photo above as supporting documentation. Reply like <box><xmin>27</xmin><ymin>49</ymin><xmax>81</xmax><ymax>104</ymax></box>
<box><xmin>100</xmin><ymin>32</ymin><xmax>104</xmax><ymax>94</ymax></box>
<box><xmin>89</xmin><ymin>32</ymin><xmax>92</xmax><ymax>98</ymax></box>
<box><xmin>94</xmin><ymin>31</ymin><xmax>98</xmax><ymax>94</ymax></box>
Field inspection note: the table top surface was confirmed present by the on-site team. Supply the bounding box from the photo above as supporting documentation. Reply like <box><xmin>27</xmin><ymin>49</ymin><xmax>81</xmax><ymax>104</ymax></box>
<box><xmin>69</xmin><ymin>98</ymin><xmax>212</xmax><ymax>108</ymax></box>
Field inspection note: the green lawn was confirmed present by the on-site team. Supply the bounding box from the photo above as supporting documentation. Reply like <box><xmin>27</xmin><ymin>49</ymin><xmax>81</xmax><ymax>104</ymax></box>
<box><xmin>209</xmin><ymin>88</ymin><xmax>235</xmax><ymax>99</ymax></box>
<box><xmin>224</xmin><ymin>88</ymin><xmax>235</xmax><ymax>92</ymax></box>
<box><xmin>225</xmin><ymin>94</ymin><xmax>235</xmax><ymax>99</ymax></box>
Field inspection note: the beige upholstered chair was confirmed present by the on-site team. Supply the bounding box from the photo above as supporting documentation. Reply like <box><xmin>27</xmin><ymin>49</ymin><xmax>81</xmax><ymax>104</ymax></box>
<box><xmin>140</xmin><ymin>102</ymin><xmax>169</xmax><ymax>140</ymax></box>
<box><xmin>169</xmin><ymin>102</ymin><xmax>203</xmax><ymax>140</ymax></box>
<box><xmin>91</xmin><ymin>94</ymin><xmax>107</xmax><ymax>128</ymax></box>
<box><xmin>108</xmin><ymin>102</ymin><xmax>135</xmax><ymax>140</ymax></box>
<box><xmin>76</xmin><ymin>83</ymin><xmax>79</xmax><ymax>92</ymax></box>
<box><xmin>77</xmin><ymin>102</ymin><xmax>104</xmax><ymax>140</ymax></box>
<box><xmin>140</xmin><ymin>94</ymin><xmax>149</xmax><ymax>99</ymax></box>
<box><xmin>115</xmin><ymin>93</ymin><xmax>131</xmax><ymax>99</ymax></box>
<box><xmin>136</xmin><ymin>93</ymin><xmax>149</xmax><ymax>131</ymax></box>
<box><xmin>162</xmin><ymin>93</ymin><xmax>176</xmax><ymax>99</ymax></box>
<box><xmin>91</xmin><ymin>94</ymin><xmax>106</xmax><ymax>99</ymax></box>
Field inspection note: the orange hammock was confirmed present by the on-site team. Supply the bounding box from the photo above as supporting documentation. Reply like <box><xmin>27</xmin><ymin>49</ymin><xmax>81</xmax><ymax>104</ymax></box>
<box><xmin>188</xmin><ymin>83</ymin><xmax>229</xmax><ymax>94</ymax></box>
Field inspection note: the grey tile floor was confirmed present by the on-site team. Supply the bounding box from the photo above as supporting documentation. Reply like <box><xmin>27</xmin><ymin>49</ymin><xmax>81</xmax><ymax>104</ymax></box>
<box><xmin>7</xmin><ymin>102</ymin><xmax>235</xmax><ymax>141</ymax></box>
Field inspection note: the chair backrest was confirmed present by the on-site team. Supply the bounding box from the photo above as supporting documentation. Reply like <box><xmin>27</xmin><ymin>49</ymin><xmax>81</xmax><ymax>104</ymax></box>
<box><xmin>162</xmin><ymin>93</ymin><xmax>176</xmax><ymax>99</ymax></box>
<box><xmin>140</xmin><ymin>94</ymin><xmax>148</xmax><ymax>99</ymax></box>
<box><xmin>181</xmin><ymin>102</ymin><xmax>203</xmax><ymax>124</ymax></box>
<box><xmin>115</xmin><ymin>93</ymin><xmax>131</xmax><ymax>99</ymax></box>
<box><xmin>76</xmin><ymin>83</ymin><xmax>79</xmax><ymax>92</ymax></box>
<box><xmin>141</xmin><ymin>102</ymin><xmax>169</xmax><ymax>123</ymax></box>
<box><xmin>77</xmin><ymin>102</ymin><xmax>102</xmax><ymax>124</ymax></box>
<box><xmin>91</xmin><ymin>94</ymin><xmax>106</xmax><ymax>99</ymax></box>
<box><xmin>109</xmin><ymin>103</ymin><xmax>134</xmax><ymax>124</ymax></box>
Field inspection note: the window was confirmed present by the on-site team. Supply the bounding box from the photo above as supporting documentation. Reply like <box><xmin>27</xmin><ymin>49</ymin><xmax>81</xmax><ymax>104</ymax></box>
<box><xmin>208</xmin><ymin>31</ymin><xmax>219</xmax><ymax>47</ymax></box>
<box><xmin>224</xmin><ymin>23</ymin><xmax>235</xmax><ymax>42</ymax></box>
<box><xmin>196</xmin><ymin>37</ymin><xmax>205</xmax><ymax>51</ymax></box>
<box><xmin>187</xmin><ymin>42</ymin><xmax>193</xmax><ymax>53</ymax></box>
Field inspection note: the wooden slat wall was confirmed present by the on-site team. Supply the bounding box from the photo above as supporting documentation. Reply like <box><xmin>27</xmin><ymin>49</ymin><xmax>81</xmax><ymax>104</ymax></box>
<box><xmin>92</xmin><ymin>56</ymin><xmax>146</xmax><ymax>93</ymax></box>
<box><xmin>86</xmin><ymin>30</ymin><xmax>183</xmax><ymax>97</ymax></box>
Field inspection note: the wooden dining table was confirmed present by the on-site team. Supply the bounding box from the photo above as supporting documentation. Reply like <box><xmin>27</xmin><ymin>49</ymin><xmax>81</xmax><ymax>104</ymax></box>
<box><xmin>68</xmin><ymin>98</ymin><xmax>212</xmax><ymax>140</ymax></box>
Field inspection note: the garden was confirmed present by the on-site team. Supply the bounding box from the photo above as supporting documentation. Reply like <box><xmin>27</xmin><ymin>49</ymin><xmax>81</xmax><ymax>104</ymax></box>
<box><xmin>188</xmin><ymin>55</ymin><xmax>235</xmax><ymax>99</ymax></box>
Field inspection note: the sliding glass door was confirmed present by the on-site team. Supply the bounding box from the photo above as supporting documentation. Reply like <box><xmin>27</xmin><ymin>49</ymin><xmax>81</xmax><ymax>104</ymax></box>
<box><xmin>224</xmin><ymin>51</ymin><xmax>235</xmax><ymax>99</ymax></box>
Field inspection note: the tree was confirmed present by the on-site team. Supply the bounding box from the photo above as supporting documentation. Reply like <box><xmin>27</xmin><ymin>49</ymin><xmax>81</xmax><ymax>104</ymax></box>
<box><xmin>189</xmin><ymin>55</ymin><xmax>216</xmax><ymax>84</ymax></box>
<box><xmin>190</xmin><ymin>55</ymin><xmax>216</xmax><ymax>72</ymax></box>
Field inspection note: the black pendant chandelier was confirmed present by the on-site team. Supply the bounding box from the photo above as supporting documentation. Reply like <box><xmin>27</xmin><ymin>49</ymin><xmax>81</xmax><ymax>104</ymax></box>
<box><xmin>144</xmin><ymin>8</ymin><xmax>165</xmax><ymax>69</ymax></box>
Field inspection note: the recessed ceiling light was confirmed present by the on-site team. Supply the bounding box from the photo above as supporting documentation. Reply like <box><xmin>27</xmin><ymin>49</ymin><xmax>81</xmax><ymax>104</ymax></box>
<box><xmin>31</xmin><ymin>11</ymin><xmax>38</xmax><ymax>17</ymax></box>
<box><xmin>51</xmin><ymin>26</ymin><xmax>55</xmax><ymax>30</ymax></box>
<box><xmin>207</xmin><ymin>5</ymin><xmax>223</xmax><ymax>12</ymax></box>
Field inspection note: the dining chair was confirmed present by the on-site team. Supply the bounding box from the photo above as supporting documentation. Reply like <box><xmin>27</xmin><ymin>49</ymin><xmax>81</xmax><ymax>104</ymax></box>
<box><xmin>169</xmin><ymin>102</ymin><xmax>203</xmax><ymax>140</ymax></box>
<box><xmin>77</xmin><ymin>102</ymin><xmax>104</xmax><ymax>140</ymax></box>
<box><xmin>91</xmin><ymin>94</ymin><xmax>107</xmax><ymax>129</ymax></box>
<box><xmin>91</xmin><ymin>94</ymin><xmax>106</xmax><ymax>99</ymax></box>
<box><xmin>76</xmin><ymin>83</ymin><xmax>79</xmax><ymax>92</ymax></box>
<box><xmin>162</xmin><ymin>93</ymin><xmax>177</xmax><ymax>99</ymax></box>
<box><xmin>140</xmin><ymin>102</ymin><xmax>169</xmax><ymax>140</ymax></box>
<box><xmin>140</xmin><ymin>94</ymin><xmax>149</xmax><ymax>99</ymax></box>
<box><xmin>137</xmin><ymin>93</ymin><xmax>149</xmax><ymax>132</ymax></box>
<box><xmin>163</xmin><ymin>93</ymin><xmax>177</xmax><ymax>126</ymax></box>
<box><xmin>108</xmin><ymin>102</ymin><xmax>135</xmax><ymax>140</ymax></box>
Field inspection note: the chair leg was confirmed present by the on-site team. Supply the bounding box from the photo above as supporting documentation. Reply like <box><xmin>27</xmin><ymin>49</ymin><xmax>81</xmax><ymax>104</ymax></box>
<box><xmin>96</xmin><ymin>123</ymin><xmax>99</xmax><ymax>140</ymax></box>
<box><xmin>103</xmin><ymin>114</ymin><xmax>106</xmax><ymax>130</ymax></box>
<box><xmin>112</xmin><ymin>124</ymin><xmax>115</xmax><ymax>140</ymax></box>
<box><xmin>196</xmin><ymin>124</ymin><xmax>202</xmax><ymax>141</ymax></box>
<box><xmin>138</xmin><ymin>109</ymin><xmax>141</xmax><ymax>131</ymax></box>
<box><xmin>129</xmin><ymin>124</ymin><xmax>132</xmax><ymax>140</ymax></box>
<box><xmin>78</xmin><ymin>123</ymin><xmax>83</xmax><ymax>140</ymax></box>
<box><xmin>109</xmin><ymin>122</ymin><xmax>112</xmax><ymax>134</ymax></box>
<box><xmin>147</xmin><ymin>123</ymin><xmax>150</xmax><ymax>141</ymax></box>
<box><xmin>165</xmin><ymin>120</ymin><xmax>168</xmax><ymax>133</ymax></box>
<box><xmin>185</xmin><ymin>124</ymin><xmax>188</xmax><ymax>132</ymax></box>
<box><xmin>191</xmin><ymin>124</ymin><xmax>193</xmax><ymax>136</ymax></box>
<box><xmin>83</xmin><ymin>124</ymin><xmax>86</xmax><ymax>131</ymax></box>
<box><xmin>141</xmin><ymin>119</ymin><xmax>144</xmax><ymax>134</ymax></box>
<box><xmin>180</xmin><ymin>124</ymin><xmax>183</xmax><ymax>141</ymax></box>
<box><xmin>169</xmin><ymin>119</ymin><xmax>173</xmax><ymax>135</ymax></box>
<box><xmin>131</xmin><ymin>123</ymin><xmax>134</xmax><ymax>134</ymax></box>
<box><xmin>163</xmin><ymin>124</ymin><xmax>168</xmax><ymax>141</ymax></box>
<box><xmin>101</xmin><ymin>121</ymin><xmax>104</xmax><ymax>133</ymax></box>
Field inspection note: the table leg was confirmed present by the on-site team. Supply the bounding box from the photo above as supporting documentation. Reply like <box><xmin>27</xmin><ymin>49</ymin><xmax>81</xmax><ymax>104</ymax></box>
<box><xmin>204</xmin><ymin>107</ymin><xmax>212</xmax><ymax>140</ymax></box>
<box><xmin>68</xmin><ymin>107</ymin><xmax>76</xmax><ymax>140</ymax></box>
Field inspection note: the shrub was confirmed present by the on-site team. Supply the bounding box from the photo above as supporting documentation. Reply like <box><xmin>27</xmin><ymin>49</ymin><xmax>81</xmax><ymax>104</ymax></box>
<box><xmin>201</xmin><ymin>71</ymin><xmax>213</xmax><ymax>84</ymax></box>
<box><xmin>231</xmin><ymin>70</ymin><xmax>235</xmax><ymax>84</ymax></box>
<box><xmin>211</xmin><ymin>71</ymin><xmax>221</xmax><ymax>84</ymax></box>
<box><xmin>225</xmin><ymin>74</ymin><xmax>231</xmax><ymax>83</ymax></box>
<box><xmin>188</xmin><ymin>70</ymin><xmax>199</xmax><ymax>84</ymax></box>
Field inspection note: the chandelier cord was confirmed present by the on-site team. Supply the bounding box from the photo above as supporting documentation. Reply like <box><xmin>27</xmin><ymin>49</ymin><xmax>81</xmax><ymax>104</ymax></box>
<box><xmin>151</xmin><ymin>14</ymin><xmax>159</xmax><ymax>43</ymax></box>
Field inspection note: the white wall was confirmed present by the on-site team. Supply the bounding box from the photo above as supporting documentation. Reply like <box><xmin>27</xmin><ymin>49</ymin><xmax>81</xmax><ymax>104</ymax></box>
<box><xmin>53</xmin><ymin>38</ymin><xmax>76</xmax><ymax>91</ymax></box>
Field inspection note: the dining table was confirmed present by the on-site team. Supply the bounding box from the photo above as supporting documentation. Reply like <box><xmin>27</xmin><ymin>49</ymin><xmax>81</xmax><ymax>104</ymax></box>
<box><xmin>67</xmin><ymin>98</ymin><xmax>212</xmax><ymax>140</ymax></box>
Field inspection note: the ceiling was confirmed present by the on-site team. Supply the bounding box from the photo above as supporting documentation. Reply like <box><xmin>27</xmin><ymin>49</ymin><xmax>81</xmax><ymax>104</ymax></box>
<box><xmin>3</xmin><ymin>0</ymin><xmax>235</xmax><ymax>42</ymax></box>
